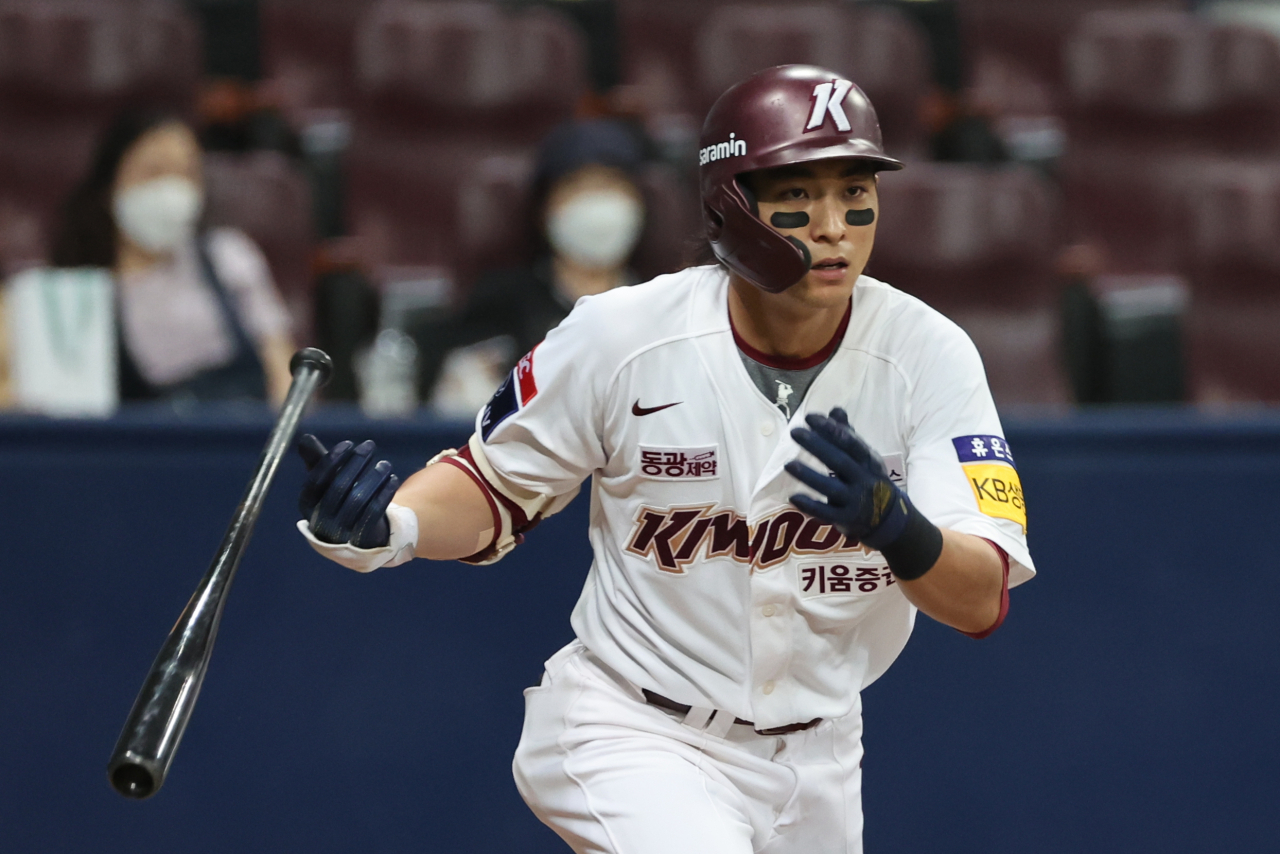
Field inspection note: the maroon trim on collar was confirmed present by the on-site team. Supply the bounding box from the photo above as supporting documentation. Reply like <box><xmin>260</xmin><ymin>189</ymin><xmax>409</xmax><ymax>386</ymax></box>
<box><xmin>731</xmin><ymin>300</ymin><xmax>852</xmax><ymax>371</ymax></box>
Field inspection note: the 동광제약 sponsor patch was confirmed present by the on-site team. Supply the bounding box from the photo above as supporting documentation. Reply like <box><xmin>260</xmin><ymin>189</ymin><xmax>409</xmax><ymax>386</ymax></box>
<box><xmin>639</xmin><ymin>446</ymin><xmax>718</xmax><ymax>480</ymax></box>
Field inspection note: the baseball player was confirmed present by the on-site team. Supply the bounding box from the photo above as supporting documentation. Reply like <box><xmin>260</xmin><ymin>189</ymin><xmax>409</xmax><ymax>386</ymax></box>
<box><xmin>296</xmin><ymin>65</ymin><xmax>1034</xmax><ymax>853</ymax></box>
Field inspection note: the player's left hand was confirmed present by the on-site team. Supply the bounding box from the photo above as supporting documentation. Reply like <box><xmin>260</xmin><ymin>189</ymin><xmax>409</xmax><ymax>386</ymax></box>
<box><xmin>297</xmin><ymin>434</ymin><xmax>400</xmax><ymax>549</ymax></box>
<box><xmin>784</xmin><ymin>408</ymin><xmax>910</xmax><ymax>551</ymax></box>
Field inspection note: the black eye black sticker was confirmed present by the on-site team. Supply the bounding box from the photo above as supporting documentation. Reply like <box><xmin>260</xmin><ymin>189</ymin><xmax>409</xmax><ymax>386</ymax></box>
<box><xmin>846</xmin><ymin>209</ymin><xmax>874</xmax><ymax>226</ymax></box>
<box><xmin>770</xmin><ymin>211</ymin><xmax>809</xmax><ymax>229</ymax></box>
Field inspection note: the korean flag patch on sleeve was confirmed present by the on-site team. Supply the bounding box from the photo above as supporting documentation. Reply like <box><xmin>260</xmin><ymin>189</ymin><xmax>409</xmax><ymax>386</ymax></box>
<box><xmin>480</xmin><ymin>347</ymin><xmax>539</xmax><ymax>441</ymax></box>
<box><xmin>952</xmin><ymin>435</ymin><xmax>1026</xmax><ymax>532</ymax></box>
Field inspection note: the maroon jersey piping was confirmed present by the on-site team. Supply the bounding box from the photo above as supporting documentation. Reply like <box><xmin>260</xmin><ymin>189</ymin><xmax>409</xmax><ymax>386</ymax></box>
<box><xmin>730</xmin><ymin>299</ymin><xmax>852</xmax><ymax>371</ymax></box>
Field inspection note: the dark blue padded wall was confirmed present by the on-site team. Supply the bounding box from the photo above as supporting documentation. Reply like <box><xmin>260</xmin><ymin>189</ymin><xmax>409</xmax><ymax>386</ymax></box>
<box><xmin>0</xmin><ymin>406</ymin><xmax>1277</xmax><ymax>853</ymax></box>
<box><xmin>861</xmin><ymin>413</ymin><xmax>1280</xmax><ymax>853</ymax></box>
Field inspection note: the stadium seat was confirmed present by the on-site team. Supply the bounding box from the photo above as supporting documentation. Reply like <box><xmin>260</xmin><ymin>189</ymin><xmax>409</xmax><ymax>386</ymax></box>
<box><xmin>451</xmin><ymin>148</ymin><xmax>539</xmax><ymax>279</ymax></box>
<box><xmin>346</xmin><ymin>1</ymin><xmax>590</xmax><ymax>278</ymax></box>
<box><xmin>959</xmin><ymin>0</ymin><xmax>1184</xmax><ymax>94</ymax></box>
<box><xmin>1186</xmin><ymin>301</ymin><xmax>1280</xmax><ymax>402</ymax></box>
<box><xmin>0</xmin><ymin>0</ymin><xmax>198</xmax><ymax>105</ymax></box>
<box><xmin>204</xmin><ymin>151</ymin><xmax>316</xmax><ymax>326</ymax></box>
<box><xmin>1178</xmin><ymin>157</ymin><xmax>1280</xmax><ymax>402</ymax></box>
<box><xmin>353</xmin><ymin>0</ymin><xmax>586</xmax><ymax>138</ymax></box>
<box><xmin>617</xmin><ymin>0</ymin><xmax>738</xmax><ymax>114</ymax></box>
<box><xmin>347</xmin><ymin>133</ymin><xmax>520</xmax><ymax>276</ymax></box>
<box><xmin>261</xmin><ymin>0</ymin><xmax>379</xmax><ymax>110</ymax></box>
<box><xmin>695</xmin><ymin>3</ymin><xmax>930</xmax><ymax>156</ymax></box>
<box><xmin>1058</xmin><ymin>146</ymin><xmax>1190</xmax><ymax>274</ymax></box>
<box><xmin>948</xmin><ymin>307</ymin><xmax>1071</xmax><ymax>406</ymax></box>
<box><xmin>1064</xmin><ymin>10</ymin><xmax>1280</xmax><ymax>153</ymax></box>
<box><xmin>1181</xmin><ymin>157</ymin><xmax>1280</xmax><ymax>300</ymax></box>
<box><xmin>1067</xmin><ymin>11</ymin><xmax>1280</xmax><ymax>115</ymax></box>
<box><xmin>1062</xmin><ymin>147</ymin><xmax>1280</xmax><ymax>281</ymax></box>
<box><xmin>870</xmin><ymin>163</ymin><xmax>1060</xmax><ymax>309</ymax></box>
<box><xmin>0</xmin><ymin>114</ymin><xmax>100</xmax><ymax>233</ymax></box>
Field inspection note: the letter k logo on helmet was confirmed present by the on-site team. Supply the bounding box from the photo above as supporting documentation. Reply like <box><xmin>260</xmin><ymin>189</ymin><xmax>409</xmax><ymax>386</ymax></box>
<box><xmin>806</xmin><ymin>79</ymin><xmax>854</xmax><ymax>132</ymax></box>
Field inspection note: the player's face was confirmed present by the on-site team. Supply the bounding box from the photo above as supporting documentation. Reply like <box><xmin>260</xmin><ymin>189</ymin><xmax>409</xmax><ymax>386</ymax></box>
<box><xmin>746</xmin><ymin>159</ymin><xmax>879</xmax><ymax>307</ymax></box>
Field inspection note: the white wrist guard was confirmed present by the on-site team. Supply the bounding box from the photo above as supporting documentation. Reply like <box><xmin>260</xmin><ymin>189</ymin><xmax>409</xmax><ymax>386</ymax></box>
<box><xmin>296</xmin><ymin>502</ymin><xmax>419</xmax><ymax>573</ymax></box>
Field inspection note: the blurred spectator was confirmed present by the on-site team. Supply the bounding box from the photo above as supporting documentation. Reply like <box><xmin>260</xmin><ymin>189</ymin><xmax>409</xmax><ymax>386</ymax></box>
<box><xmin>859</xmin><ymin>0</ymin><xmax>1009</xmax><ymax>164</ymax></box>
<box><xmin>188</xmin><ymin>0</ymin><xmax>300</xmax><ymax>156</ymax></box>
<box><xmin>44</xmin><ymin>110</ymin><xmax>296</xmax><ymax>405</ymax></box>
<box><xmin>417</xmin><ymin>119</ymin><xmax>646</xmax><ymax>414</ymax></box>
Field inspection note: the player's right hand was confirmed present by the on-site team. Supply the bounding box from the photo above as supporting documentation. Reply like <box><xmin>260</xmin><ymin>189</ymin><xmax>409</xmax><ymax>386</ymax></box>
<box><xmin>785</xmin><ymin>408</ymin><xmax>909</xmax><ymax>550</ymax></box>
<box><xmin>297</xmin><ymin>434</ymin><xmax>400</xmax><ymax>549</ymax></box>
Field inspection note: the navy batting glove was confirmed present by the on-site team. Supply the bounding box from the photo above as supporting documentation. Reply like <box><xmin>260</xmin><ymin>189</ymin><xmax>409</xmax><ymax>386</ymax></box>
<box><xmin>297</xmin><ymin>434</ymin><xmax>399</xmax><ymax>549</ymax></box>
<box><xmin>785</xmin><ymin>408</ymin><xmax>943</xmax><ymax>580</ymax></box>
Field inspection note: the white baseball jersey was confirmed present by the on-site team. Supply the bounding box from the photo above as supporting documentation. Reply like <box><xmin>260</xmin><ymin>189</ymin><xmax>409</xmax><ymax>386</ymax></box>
<box><xmin>471</xmin><ymin>265</ymin><xmax>1034</xmax><ymax>730</ymax></box>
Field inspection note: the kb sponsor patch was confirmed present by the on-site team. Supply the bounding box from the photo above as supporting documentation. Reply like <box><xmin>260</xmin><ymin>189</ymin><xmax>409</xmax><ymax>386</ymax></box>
<box><xmin>951</xmin><ymin>434</ymin><xmax>1024</xmax><ymax>530</ymax></box>
<box><xmin>963</xmin><ymin>463</ymin><xmax>1026</xmax><ymax>532</ymax></box>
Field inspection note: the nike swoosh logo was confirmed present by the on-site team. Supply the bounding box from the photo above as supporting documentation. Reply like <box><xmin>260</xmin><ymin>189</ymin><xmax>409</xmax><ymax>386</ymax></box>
<box><xmin>632</xmin><ymin>400</ymin><xmax>682</xmax><ymax>417</ymax></box>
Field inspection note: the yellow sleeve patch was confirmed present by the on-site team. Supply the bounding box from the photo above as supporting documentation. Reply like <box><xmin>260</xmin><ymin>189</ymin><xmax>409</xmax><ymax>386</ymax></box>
<box><xmin>962</xmin><ymin>463</ymin><xmax>1027</xmax><ymax>532</ymax></box>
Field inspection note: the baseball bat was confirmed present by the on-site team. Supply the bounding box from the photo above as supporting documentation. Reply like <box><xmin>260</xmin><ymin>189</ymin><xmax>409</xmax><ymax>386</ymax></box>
<box><xmin>107</xmin><ymin>348</ymin><xmax>333</xmax><ymax>799</ymax></box>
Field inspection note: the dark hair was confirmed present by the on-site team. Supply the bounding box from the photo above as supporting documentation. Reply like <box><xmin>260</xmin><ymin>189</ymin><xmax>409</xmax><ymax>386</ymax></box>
<box><xmin>49</xmin><ymin>109</ymin><xmax>188</xmax><ymax>268</ymax></box>
<box><xmin>691</xmin><ymin>235</ymin><xmax>719</xmax><ymax>266</ymax></box>
<box><xmin>531</xmin><ymin>119</ymin><xmax>646</xmax><ymax>207</ymax></box>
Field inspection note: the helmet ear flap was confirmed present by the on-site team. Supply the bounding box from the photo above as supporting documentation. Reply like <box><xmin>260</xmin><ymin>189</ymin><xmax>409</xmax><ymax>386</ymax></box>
<box><xmin>783</xmin><ymin>236</ymin><xmax>811</xmax><ymax>268</ymax></box>
<box><xmin>705</xmin><ymin>205</ymin><xmax>725</xmax><ymax>240</ymax></box>
<box><xmin>707</xmin><ymin>184</ymin><xmax>810</xmax><ymax>293</ymax></box>
<box><xmin>736</xmin><ymin>177</ymin><xmax>759</xmax><ymax>216</ymax></box>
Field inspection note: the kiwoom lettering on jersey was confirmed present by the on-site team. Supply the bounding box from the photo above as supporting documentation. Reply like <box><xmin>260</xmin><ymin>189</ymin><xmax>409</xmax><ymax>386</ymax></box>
<box><xmin>626</xmin><ymin>505</ymin><xmax>868</xmax><ymax>574</ymax></box>
<box><xmin>799</xmin><ymin>559</ymin><xmax>894</xmax><ymax>598</ymax></box>
<box><xmin>639</xmin><ymin>445</ymin><xmax>718</xmax><ymax>480</ymax></box>
<box><xmin>699</xmin><ymin>133</ymin><xmax>747</xmax><ymax>165</ymax></box>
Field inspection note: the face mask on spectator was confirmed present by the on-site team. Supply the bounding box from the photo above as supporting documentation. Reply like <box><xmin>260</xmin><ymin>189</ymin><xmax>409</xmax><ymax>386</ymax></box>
<box><xmin>113</xmin><ymin>176</ymin><xmax>204</xmax><ymax>254</ymax></box>
<box><xmin>547</xmin><ymin>189</ymin><xmax>644</xmax><ymax>269</ymax></box>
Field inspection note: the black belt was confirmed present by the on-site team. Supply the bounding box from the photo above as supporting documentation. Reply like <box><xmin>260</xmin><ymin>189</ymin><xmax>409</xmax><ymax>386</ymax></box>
<box><xmin>642</xmin><ymin>689</ymin><xmax>822</xmax><ymax>736</ymax></box>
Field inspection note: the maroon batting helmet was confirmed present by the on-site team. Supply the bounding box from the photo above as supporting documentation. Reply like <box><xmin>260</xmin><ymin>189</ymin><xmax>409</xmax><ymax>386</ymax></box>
<box><xmin>700</xmin><ymin>65</ymin><xmax>903</xmax><ymax>293</ymax></box>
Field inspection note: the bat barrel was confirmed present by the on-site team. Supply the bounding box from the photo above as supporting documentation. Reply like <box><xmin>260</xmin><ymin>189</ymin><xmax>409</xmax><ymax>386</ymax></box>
<box><xmin>107</xmin><ymin>348</ymin><xmax>333</xmax><ymax>799</ymax></box>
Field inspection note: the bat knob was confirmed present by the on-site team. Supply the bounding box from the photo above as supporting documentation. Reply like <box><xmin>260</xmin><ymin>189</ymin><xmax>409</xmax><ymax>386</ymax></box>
<box><xmin>290</xmin><ymin>348</ymin><xmax>334</xmax><ymax>387</ymax></box>
<box><xmin>110</xmin><ymin>761</ymin><xmax>156</xmax><ymax>799</ymax></box>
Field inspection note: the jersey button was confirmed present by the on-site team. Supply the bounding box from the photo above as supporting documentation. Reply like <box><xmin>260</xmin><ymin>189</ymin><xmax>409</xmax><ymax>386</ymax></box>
<box><xmin>761</xmin><ymin>422</ymin><xmax>774</xmax><ymax>437</ymax></box>
<box><xmin>761</xmin><ymin>604</ymin><xmax>776</xmax><ymax>617</ymax></box>
<box><xmin>762</xmin><ymin>681</ymin><xmax>776</xmax><ymax>695</ymax></box>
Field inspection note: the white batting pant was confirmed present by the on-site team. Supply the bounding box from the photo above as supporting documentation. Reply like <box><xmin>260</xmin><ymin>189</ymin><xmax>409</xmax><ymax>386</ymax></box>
<box><xmin>513</xmin><ymin>641</ymin><xmax>865</xmax><ymax>854</ymax></box>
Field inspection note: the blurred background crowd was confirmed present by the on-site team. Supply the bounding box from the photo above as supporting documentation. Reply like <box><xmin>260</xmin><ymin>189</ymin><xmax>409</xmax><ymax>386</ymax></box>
<box><xmin>0</xmin><ymin>0</ymin><xmax>1278</xmax><ymax>417</ymax></box>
